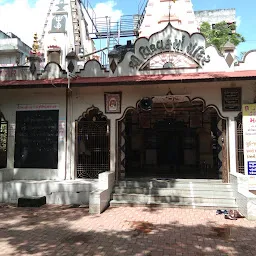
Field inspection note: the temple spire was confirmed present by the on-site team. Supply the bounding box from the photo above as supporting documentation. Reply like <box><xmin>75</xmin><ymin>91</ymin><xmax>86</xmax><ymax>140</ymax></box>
<box><xmin>139</xmin><ymin>0</ymin><xmax>197</xmax><ymax>37</ymax></box>
<box><xmin>40</xmin><ymin>0</ymin><xmax>94</xmax><ymax>69</ymax></box>
<box><xmin>169</xmin><ymin>0</ymin><xmax>176</xmax><ymax>23</ymax></box>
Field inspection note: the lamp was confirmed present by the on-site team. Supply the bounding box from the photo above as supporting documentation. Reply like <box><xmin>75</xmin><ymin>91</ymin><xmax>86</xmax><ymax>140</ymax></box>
<box><xmin>138</xmin><ymin>97</ymin><xmax>153</xmax><ymax>111</ymax></box>
<box><xmin>66</xmin><ymin>49</ymin><xmax>78</xmax><ymax>74</ymax></box>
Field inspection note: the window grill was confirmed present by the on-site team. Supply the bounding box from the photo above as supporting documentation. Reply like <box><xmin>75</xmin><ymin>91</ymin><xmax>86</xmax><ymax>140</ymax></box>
<box><xmin>0</xmin><ymin>118</ymin><xmax>8</xmax><ymax>169</ymax></box>
<box><xmin>77</xmin><ymin>120</ymin><xmax>110</xmax><ymax>179</ymax></box>
<box><xmin>237</xmin><ymin>121</ymin><xmax>244</xmax><ymax>174</ymax></box>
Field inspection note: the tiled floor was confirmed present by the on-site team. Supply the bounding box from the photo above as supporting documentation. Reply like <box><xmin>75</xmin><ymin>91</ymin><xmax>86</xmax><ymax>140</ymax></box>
<box><xmin>0</xmin><ymin>204</ymin><xmax>256</xmax><ymax>256</ymax></box>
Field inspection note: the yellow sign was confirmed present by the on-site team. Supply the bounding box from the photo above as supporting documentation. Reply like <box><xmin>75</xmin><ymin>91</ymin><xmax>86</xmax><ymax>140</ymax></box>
<box><xmin>242</xmin><ymin>104</ymin><xmax>256</xmax><ymax>117</ymax></box>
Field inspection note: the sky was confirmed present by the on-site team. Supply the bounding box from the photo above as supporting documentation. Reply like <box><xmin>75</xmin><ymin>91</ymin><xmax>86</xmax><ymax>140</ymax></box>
<box><xmin>0</xmin><ymin>0</ymin><xmax>255</xmax><ymax>58</ymax></box>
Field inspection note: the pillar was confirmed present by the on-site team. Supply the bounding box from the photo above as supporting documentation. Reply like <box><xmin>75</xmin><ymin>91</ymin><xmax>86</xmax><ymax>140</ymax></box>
<box><xmin>109</xmin><ymin>118</ymin><xmax>116</xmax><ymax>173</ymax></box>
<box><xmin>229</xmin><ymin>117</ymin><xmax>237</xmax><ymax>175</ymax></box>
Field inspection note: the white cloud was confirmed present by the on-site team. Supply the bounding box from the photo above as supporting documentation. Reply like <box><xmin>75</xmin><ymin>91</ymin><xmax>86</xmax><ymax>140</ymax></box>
<box><xmin>93</xmin><ymin>1</ymin><xmax>122</xmax><ymax>21</ymax></box>
<box><xmin>0</xmin><ymin>0</ymin><xmax>51</xmax><ymax>46</ymax></box>
<box><xmin>85</xmin><ymin>1</ymin><xmax>123</xmax><ymax>34</ymax></box>
<box><xmin>0</xmin><ymin>0</ymin><xmax>122</xmax><ymax>47</ymax></box>
<box><xmin>236</xmin><ymin>16</ymin><xmax>242</xmax><ymax>28</ymax></box>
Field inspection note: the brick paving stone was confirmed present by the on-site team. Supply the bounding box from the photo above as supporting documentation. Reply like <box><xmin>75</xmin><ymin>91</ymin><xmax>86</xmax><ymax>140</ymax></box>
<box><xmin>1</xmin><ymin>205</ymin><xmax>256</xmax><ymax>255</ymax></box>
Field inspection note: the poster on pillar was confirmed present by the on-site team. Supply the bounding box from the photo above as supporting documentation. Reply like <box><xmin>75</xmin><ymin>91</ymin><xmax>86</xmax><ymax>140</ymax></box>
<box><xmin>243</xmin><ymin>104</ymin><xmax>256</xmax><ymax>189</ymax></box>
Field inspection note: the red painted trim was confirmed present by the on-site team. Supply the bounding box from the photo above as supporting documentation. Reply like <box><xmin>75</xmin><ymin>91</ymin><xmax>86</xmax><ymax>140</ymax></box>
<box><xmin>1</xmin><ymin>70</ymin><xmax>256</xmax><ymax>88</ymax></box>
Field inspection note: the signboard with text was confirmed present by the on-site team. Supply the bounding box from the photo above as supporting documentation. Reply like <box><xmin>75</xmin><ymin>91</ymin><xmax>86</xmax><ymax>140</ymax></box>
<box><xmin>127</xmin><ymin>23</ymin><xmax>211</xmax><ymax>70</ymax></box>
<box><xmin>222</xmin><ymin>88</ymin><xmax>241</xmax><ymax>111</ymax></box>
<box><xmin>242</xmin><ymin>104</ymin><xmax>256</xmax><ymax>189</ymax></box>
<box><xmin>17</xmin><ymin>104</ymin><xmax>59</xmax><ymax>111</ymax></box>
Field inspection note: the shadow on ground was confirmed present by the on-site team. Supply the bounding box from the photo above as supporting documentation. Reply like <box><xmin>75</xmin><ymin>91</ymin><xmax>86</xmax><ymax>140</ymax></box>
<box><xmin>0</xmin><ymin>204</ymin><xmax>255</xmax><ymax>256</ymax></box>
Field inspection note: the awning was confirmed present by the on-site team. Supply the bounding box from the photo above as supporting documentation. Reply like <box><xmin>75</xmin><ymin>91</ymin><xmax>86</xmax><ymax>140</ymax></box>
<box><xmin>1</xmin><ymin>70</ymin><xmax>256</xmax><ymax>88</ymax></box>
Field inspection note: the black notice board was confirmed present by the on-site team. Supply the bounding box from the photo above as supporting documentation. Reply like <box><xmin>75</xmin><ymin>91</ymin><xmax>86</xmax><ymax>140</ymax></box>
<box><xmin>221</xmin><ymin>88</ymin><xmax>242</xmax><ymax>111</ymax></box>
<box><xmin>14</xmin><ymin>110</ymin><xmax>59</xmax><ymax>168</ymax></box>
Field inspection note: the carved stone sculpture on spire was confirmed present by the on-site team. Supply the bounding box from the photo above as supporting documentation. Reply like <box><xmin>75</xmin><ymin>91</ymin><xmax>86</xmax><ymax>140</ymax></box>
<box><xmin>32</xmin><ymin>33</ymin><xmax>39</xmax><ymax>55</ymax></box>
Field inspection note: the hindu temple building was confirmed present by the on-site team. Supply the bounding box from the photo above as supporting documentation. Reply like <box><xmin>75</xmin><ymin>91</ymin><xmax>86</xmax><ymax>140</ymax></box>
<box><xmin>0</xmin><ymin>0</ymin><xmax>256</xmax><ymax>219</ymax></box>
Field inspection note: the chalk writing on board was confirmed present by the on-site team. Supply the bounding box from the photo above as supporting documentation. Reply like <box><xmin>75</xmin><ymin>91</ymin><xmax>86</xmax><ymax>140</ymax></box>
<box><xmin>14</xmin><ymin>110</ymin><xmax>59</xmax><ymax>168</ymax></box>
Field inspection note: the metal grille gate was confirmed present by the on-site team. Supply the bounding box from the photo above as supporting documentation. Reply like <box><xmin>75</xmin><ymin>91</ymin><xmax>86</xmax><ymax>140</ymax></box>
<box><xmin>237</xmin><ymin>121</ymin><xmax>244</xmax><ymax>174</ymax></box>
<box><xmin>0</xmin><ymin>119</ymin><xmax>8</xmax><ymax>168</ymax></box>
<box><xmin>77</xmin><ymin>120</ymin><xmax>110</xmax><ymax>179</ymax></box>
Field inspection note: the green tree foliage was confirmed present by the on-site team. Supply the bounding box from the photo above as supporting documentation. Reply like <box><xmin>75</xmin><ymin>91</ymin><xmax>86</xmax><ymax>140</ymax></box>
<box><xmin>200</xmin><ymin>21</ymin><xmax>245</xmax><ymax>52</ymax></box>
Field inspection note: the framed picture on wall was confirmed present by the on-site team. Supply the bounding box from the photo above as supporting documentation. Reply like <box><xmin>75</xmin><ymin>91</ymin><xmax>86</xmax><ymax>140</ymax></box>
<box><xmin>104</xmin><ymin>92</ymin><xmax>122</xmax><ymax>113</ymax></box>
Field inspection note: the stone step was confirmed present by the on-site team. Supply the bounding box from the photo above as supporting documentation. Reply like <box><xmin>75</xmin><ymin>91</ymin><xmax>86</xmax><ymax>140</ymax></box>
<box><xmin>112</xmin><ymin>193</ymin><xmax>236</xmax><ymax>205</ymax></box>
<box><xmin>110</xmin><ymin>200</ymin><xmax>238</xmax><ymax>210</ymax></box>
<box><xmin>111</xmin><ymin>179</ymin><xmax>237</xmax><ymax>210</ymax></box>
<box><xmin>114</xmin><ymin>187</ymin><xmax>234</xmax><ymax>196</ymax></box>
<box><xmin>116</xmin><ymin>181</ymin><xmax>232</xmax><ymax>189</ymax></box>
<box><xmin>118</xmin><ymin>178</ymin><xmax>223</xmax><ymax>183</ymax></box>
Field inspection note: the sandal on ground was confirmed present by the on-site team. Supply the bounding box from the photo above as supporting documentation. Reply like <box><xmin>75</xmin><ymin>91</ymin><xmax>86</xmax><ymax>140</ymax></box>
<box><xmin>224</xmin><ymin>214</ymin><xmax>237</xmax><ymax>220</ymax></box>
<box><xmin>234</xmin><ymin>210</ymin><xmax>245</xmax><ymax>218</ymax></box>
<box><xmin>216</xmin><ymin>209</ymin><xmax>228</xmax><ymax>215</ymax></box>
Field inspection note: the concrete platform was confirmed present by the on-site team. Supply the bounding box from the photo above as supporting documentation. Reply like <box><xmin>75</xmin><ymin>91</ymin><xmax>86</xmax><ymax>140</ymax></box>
<box><xmin>0</xmin><ymin>179</ymin><xmax>99</xmax><ymax>205</ymax></box>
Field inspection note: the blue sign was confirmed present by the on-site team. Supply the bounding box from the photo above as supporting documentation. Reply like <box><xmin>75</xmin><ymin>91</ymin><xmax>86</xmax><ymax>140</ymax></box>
<box><xmin>248</xmin><ymin>161</ymin><xmax>256</xmax><ymax>175</ymax></box>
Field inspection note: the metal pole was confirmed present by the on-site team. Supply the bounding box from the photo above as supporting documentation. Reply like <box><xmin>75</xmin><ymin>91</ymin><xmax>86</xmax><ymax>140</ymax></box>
<box><xmin>106</xmin><ymin>16</ymin><xmax>110</xmax><ymax>54</ymax></box>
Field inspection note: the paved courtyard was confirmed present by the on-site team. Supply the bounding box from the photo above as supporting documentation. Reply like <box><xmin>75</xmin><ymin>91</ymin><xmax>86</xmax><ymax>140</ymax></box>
<box><xmin>0</xmin><ymin>204</ymin><xmax>256</xmax><ymax>256</ymax></box>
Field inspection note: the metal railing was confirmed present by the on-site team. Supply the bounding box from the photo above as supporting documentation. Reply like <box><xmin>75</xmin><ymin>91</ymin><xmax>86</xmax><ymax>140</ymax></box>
<box><xmin>89</xmin><ymin>15</ymin><xmax>140</xmax><ymax>39</ymax></box>
<box><xmin>79</xmin><ymin>0</ymin><xmax>149</xmax><ymax>67</ymax></box>
<box><xmin>137</xmin><ymin>0</ymin><xmax>148</xmax><ymax>31</ymax></box>
<box><xmin>81</xmin><ymin>0</ymin><xmax>148</xmax><ymax>39</ymax></box>
<box><xmin>79</xmin><ymin>0</ymin><xmax>98</xmax><ymax>36</ymax></box>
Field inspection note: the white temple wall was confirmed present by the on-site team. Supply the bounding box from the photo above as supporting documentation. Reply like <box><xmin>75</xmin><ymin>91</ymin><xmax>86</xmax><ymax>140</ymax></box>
<box><xmin>139</xmin><ymin>0</ymin><xmax>198</xmax><ymax>37</ymax></box>
<box><xmin>0</xmin><ymin>88</ymin><xmax>66</xmax><ymax>180</ymax></box>
<box><xmin>71</xmin><ymin>80</ymin><xmax>255</xmax><ymax>177</ymax></box>
<box><xmin>0</xmin><ymin>79</ymin><xmax>255</xmax><ymax>181</ymax></box>
<box><xmin>235</xmin><ymin>51</ymin><xmax>256</xmax><ymax>71</ymax></box>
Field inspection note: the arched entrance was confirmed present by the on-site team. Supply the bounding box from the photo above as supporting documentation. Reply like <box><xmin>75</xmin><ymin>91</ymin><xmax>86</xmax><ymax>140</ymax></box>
<box><xmin>0</xmin><ymin>111</ymin><xmax>8</xmax><ymax>169</ymax></box>
<box><xmin>117</xmin><ymin>97</ymin><xmax>227</xmax><ymax>180</ymax></box>
<box><xmin>76</xmin><ymin>106</ymin><xmax>110</xmax><ymax>179</ymax></box>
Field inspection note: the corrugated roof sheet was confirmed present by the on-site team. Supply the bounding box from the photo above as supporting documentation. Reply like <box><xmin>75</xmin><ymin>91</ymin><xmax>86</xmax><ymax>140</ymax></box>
<box><xmin>1</xmin><ymin>70</ymin><xmax>256</xmax><ymax>88</ymax></box>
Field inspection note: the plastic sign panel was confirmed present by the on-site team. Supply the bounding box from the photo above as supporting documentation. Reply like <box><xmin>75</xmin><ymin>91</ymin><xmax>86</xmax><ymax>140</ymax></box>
<box><xmin>242</xmin><ymin>104</ymin><xmax>256</xmax><ymax>189</ymax></box>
